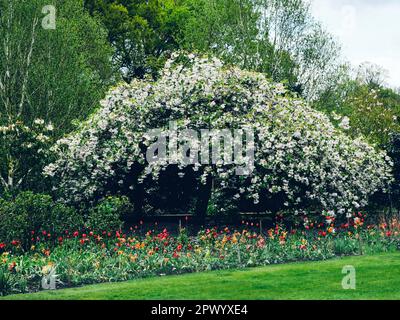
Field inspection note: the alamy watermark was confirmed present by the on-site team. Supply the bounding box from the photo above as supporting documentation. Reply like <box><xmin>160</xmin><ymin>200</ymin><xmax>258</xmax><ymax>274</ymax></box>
<box><xmin>41</xmin><ymin>266</ymin><xmax>58</xmax><ymax>290</ymax></box>
<box><xmin>41</xmin><ymin>5</ymin><xmax>56</xmax><ymax>30</ymax></box>
<box><xmin>144</xmin><ymin>122</ymin><xmax>255</xmax><ymax>176</ymax></box>
<box><xmin>341</xmin><ymin>265</ymin><xmax>356</xmax><ymax>290</ymax></box>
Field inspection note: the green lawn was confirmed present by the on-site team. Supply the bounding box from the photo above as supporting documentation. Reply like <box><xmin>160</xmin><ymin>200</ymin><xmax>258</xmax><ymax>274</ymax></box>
<box><xmin>2</xmin><ymin>253</ymin><xmax>400</xmax><ymax>300</ymax></box>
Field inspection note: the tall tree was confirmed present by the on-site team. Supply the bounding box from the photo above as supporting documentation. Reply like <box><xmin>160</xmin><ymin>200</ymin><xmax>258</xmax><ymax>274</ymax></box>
<box><xmin>356</xmin><ymin>62</ymin><xmax>389</xmax><ymax>89</ymax></box>
<box><xmin>0</xmin><ymin>0</ymin><xmax>114</xmax><ymax>135</ymax></box>
<box><xmin>85</xmin><ymin>0</ymin><xmax>341</xmax><ymax>99</ymax></box>
<box><xmin>315</xmin><ymin>63</ymin><xmax>400</xmax><ymax>148</ymax></box>
<box><xmin>85</xmin><ymin>0</ymin><xmax>189</xmax><ymax>81</ymax></box>
<box><xmin>175</xmin><ymin>0</ymin><xmax>341</xmax><ymax>98</ymax></box>
<box><xmin>181</xmin><ymin>0</ymin><xmax>300</xmax><ymax>91</ymax></box>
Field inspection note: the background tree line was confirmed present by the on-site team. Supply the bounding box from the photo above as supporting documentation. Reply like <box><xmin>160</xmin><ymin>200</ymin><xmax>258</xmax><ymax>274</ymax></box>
<box><xmin>84</xmin><ymin>0</ymin><xmax>342</xmax><ymax>99</ymax></box>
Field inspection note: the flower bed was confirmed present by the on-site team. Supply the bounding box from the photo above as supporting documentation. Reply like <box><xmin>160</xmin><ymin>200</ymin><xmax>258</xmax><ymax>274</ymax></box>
<box><xmin>0</xmin><ymin>213</ymin><xmax>399</xmax><ymax>296</ymax></box>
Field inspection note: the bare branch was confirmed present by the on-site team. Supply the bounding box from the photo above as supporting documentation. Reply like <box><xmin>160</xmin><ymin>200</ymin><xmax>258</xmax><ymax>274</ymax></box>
<box><xmin>17</xmin><ymin>16</ymin><xmax>39</xmax><ymax>118</ymax></box>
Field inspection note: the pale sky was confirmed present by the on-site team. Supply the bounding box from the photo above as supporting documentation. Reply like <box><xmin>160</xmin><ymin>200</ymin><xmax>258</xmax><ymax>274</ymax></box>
<box><xmin>311</xmin><ymin>0</ymin><xmax>400</xmax><ymax>88</ymax></box>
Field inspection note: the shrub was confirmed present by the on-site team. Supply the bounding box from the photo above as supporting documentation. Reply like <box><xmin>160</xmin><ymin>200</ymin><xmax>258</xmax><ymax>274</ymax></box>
<box><xmin>85</xmin><ymin>196</ymin><xmax>132</xmax><ymax>233</ymax></box>
<box><xmin>45</xmin><ymin>53</ymin><xmax>392</xmax><ymax>218</ymax></box>
<box><xmin>0</xmin><ymin>192</ymin><xmax>83</xmax><ymax>249</ymax></box>
<box><xmin>0</xmin><ymin>265</ymin><xmax>11</xmax><ymax>296</ymax></box>
<box><xmin>0</xmin><ymin>121</ymin><xmax>53</xmax><ymax>197</ymax></box>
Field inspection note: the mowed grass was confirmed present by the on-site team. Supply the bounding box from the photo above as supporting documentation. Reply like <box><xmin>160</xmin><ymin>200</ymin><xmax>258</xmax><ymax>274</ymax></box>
<box><xmin>2</xmin><ymin>253</ymin><xmax>400</xmax><ymax>300</ymax></box>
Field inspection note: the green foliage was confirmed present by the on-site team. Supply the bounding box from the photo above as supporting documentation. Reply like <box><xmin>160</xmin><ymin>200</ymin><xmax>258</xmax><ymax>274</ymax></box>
<box><xmin>0</xmin><ymin>121</ymin><xmax>53</xmax><ymax>196</ymax></box>
<box><xmin>0</xmin><ymin>192</ymin><xmax>83</xmax><ymax>249</ymax></box>
<box><xmin>387</xmin><ymin>133</ymin><xmax>400</xmax><ymax>209</ymax></box>
<box><xmin>86</xmin><ymin>196</ymin><xmax>132</xmax><ymax>233</ymax></box>
<box><xmin>0</xmin><ymin>0</ymin><xmax>114</xmax><ymax>135</ymax></box>
<box><xmin>181</xmin><ymin>0</ymin><xmax>300</xmax><ymax>90</ymax></box>
<box><xmin>316</xmin><ymin>80</ymin><xmax>400</xmax><ymax>148</ymax></box>
<box><xmin>207</xmin><ymin>189</ymin><xmax>240</xmax><ymax>220</ymax></box>
<box><xmin>0</xmin><ymin>266</ymin><xmax>11</xmax><ymax>296</ymax></box>
<box><xmin>315</xmin><ymin>63</ymin><xmax>400</xmax><ymax>210</ymax></box>
<box><xmin>343</xmin><ymin>86</ymin><xmax>400</xmax><ymax>147</ymax></box>
<box><xmin>315</xmin><ymin>61</ymin><xmax>400</xmax><ymax>149</ymax></box>
<box><xmin>85</xmin><ymin>0</ymin><xmax>188</xmax><ymax>81</ymax></box>
<box><xmin>85</xmin><ymin>0</ymin><xmax>341</xmax><ymax>98</ymax></box>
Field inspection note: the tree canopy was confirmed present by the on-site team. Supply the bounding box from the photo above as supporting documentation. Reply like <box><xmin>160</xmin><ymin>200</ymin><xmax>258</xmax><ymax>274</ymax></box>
<box><xmin>0</xmin><ymin>0</ymin><xmax>114</xmax><ymax>135</ymax></box>
<box><xmin>84</xmin><ymin>0</ymin><xmax>341</xmax><ymax>99</ymax></box>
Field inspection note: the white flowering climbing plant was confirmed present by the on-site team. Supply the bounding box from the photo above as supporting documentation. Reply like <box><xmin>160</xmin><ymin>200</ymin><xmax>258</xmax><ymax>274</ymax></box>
<box><xmin>45</xmin><ymin>53</ymin><xmax>393</xmax><ymax>217</ymax></box>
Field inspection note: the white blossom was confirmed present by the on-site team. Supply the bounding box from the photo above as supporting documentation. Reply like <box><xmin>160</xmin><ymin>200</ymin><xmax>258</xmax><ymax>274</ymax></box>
<box><xmin>44</xmin><ymin>53</ymin><xmax>393</xmax><ymax>215</ymax></box>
